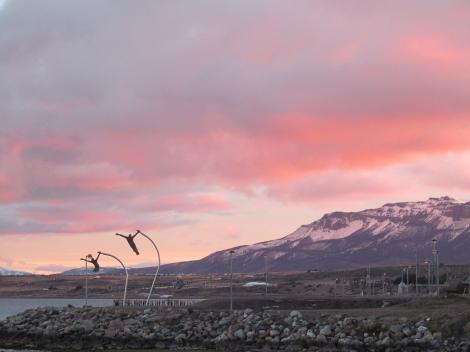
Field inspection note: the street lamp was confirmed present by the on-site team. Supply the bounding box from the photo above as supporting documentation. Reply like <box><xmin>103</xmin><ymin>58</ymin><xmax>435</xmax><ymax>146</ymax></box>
<box><xmin>97</xmin><ymin>251</ymin><xmax>129</xmax><ymax>306</ymax></box>
<box><xmin>229</xmin><ymin>250</ymin><xmax>234</xmax><ymax>311</ymax></box>
<box><xmin>116</xmin><ymin>230</ymin><xmax>161</xmax><ymax>305</ymax></box>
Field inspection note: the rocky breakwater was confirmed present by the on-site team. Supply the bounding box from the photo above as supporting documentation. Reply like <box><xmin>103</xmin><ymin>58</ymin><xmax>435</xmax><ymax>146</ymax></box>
<box><xmin>1</xmin><ymin>306</ymin><xmax>470</xmax><ymax>351</ymax></box>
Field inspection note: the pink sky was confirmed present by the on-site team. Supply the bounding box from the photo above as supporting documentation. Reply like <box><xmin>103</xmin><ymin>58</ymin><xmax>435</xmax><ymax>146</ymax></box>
<box><xmin>1</xmin><ymin>1</ymin><xmax>470</xmax><ymax>273</ymax></box>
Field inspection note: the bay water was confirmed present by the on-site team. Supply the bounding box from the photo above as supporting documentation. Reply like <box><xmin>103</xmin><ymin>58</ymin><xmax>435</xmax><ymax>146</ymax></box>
<box><xmin>0</xmin><ymin>298</ymin><xmax>114</xmax><ymax>320</ymax></box>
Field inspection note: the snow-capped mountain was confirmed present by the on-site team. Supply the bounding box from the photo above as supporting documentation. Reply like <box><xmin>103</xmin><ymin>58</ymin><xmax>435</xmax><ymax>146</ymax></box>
<box><xmin>0</xmin><ymin>267</ymin><xmax>31</xmax><ymax>276</ymax></box>
<box><xmin>159</xmin><ymin>196</ymin><xmax>470</xmax><ymax>273</ymax></box>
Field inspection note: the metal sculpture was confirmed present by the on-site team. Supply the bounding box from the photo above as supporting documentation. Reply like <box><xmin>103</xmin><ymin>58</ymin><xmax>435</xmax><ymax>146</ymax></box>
<box><xmin>115</xmin><ymin>230</ymin><xmax>160</xmax><ymax>305</ymax></box>
<box><xmin>79</xmin><ymin>254</ymin><xmax>97</xmax><ymax>305</ymax></box>
<box><xmin>97</xmin><ymin>251</ymin><xmax>129</xmax><ymax>306</ymax></box>
<box><xmin>115</xmin><ymin>232</ymin><xmax>140</xmax><ymax>255</ymax></box>
<box><xmin>81</xmin><ymin>253</ymin><xmax>101</xmax><ymax>272</ymax></box>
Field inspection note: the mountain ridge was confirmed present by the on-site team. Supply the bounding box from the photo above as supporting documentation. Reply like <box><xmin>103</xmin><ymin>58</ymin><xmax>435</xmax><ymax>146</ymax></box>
<box><xmin>154</xmin><ymin>196</ymin><xmax>470</xmax><ymax>274</ymax></box>
<box><xmin>58</xmin><ymin>196</ymin><xmax>470</xmax><ymax>275</ymax></box>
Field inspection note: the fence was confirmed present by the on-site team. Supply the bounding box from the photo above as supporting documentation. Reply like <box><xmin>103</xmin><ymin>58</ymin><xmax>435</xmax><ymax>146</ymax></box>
<box><xmin>114</xmin><ymin>298</ymin><xmax>206</xmax><ymax>307</ymax></box>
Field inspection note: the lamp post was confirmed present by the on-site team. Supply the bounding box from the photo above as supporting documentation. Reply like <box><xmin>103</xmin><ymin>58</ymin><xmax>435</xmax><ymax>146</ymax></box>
<box><xmin>424</xmin><ymin>259</ymin><xmax>431</xmax><ymax>294</ymax></box>
<box><xmin>383</xmin><ymin>273</ymin><xmax>386</xmax><ymax>295</ymax></box>
<box><xmin>115</xmin><ymin>230</ymin><xmax>161</xmax><ymax>305</ymax></box>
<box><xmin>229</xmin><ymin>250</ymin><xmax>234</xmax><ymax>311</ymax></box>
<box><xmin>406</xmin><ymin>266</ymin><xmax>410</xmax><ymax>294</ymax></box>
<box><xmin>264</xmin><ymin>255</ymin><xmax>268</xmax><ymax>297</ymax></box>
<box><xmin>415</xmin><ymin>250</ymin><xmax>419</xmax><ymax>295</ymax></box>
<box><xmin>432</xmin><ymin>237</ymin><xmax>439</xmax><ymax>296</ymax></box>
<box><xmin>98</xmin><ymin>251</ymin><xmax>129</xmax><ymax>306</ymax></box>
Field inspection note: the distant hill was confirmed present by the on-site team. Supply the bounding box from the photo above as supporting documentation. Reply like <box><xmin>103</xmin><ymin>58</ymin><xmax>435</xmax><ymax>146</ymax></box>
<box><xmin>0</xmin><ymin>267</ymin><xmax>32</xmax><ymax>276</ymax></box>
<box><xmin>60</xmin><ymin>267</ymin><xmax>121</xmax><ymax>276</ymax></box>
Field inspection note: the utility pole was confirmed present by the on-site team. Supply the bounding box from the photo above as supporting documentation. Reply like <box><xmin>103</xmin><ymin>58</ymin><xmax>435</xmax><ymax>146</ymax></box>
<box><xmin>229</xmin><ymin>250</ymin><xmax>234</xmax><ymax>311</ymax></box>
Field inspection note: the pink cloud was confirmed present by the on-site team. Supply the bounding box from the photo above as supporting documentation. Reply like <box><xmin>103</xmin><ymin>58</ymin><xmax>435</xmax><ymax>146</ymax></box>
<box><xmin>267</xmin><ymin>170</ymin><xmax>403</xmax><ymax>204</ymax></box>
<box><xmin>2</xmin><ymin>1</ymin><xmax>470</xmax><ymax>239</ymax></box>
<box><xmin>143</xmin><ymin>194</ymin><xmax>233</xmax><ymax>213</ymax></box>
<box><xmin>88</xmin><ymin>114</ymin><xmax>470</xmax><ymax>187</ymax></box>
<box><xmin>397</xmin><ymin>34</ymin><xmax>469</xmax><ymax>67</ymax></box>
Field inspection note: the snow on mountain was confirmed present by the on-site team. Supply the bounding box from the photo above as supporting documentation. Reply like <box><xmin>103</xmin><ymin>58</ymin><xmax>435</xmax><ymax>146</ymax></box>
<box><xmin>0</xmin><ymin>267</ymin><xmax>31</xmax><ymax>276</ymax></box>
<box><xmin>159</xmin><ymin>196</ymin><xmax>470</xmax><ymax>273</ymax></box>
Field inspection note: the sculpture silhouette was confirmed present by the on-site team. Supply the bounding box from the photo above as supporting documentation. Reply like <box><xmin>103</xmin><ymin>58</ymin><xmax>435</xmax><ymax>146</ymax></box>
<box><xmin>81</xmin><ymin>253</ymin><xmax>101</xmax><ymax>272</ymax></box>
<box><xmin>116</xmin><ymin>231</ymin><xmax>140</xmax><ymax>255</ymax></box>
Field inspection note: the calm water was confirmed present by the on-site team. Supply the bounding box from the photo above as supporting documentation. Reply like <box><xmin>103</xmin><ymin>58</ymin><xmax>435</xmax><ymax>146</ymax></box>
<box><xmin>0</xmin><ymin>350</ymin><xmax>46</xmax><ymax>352</ymax></box>
<box><xmin>0</xmin><ymin>300</ymin><xmax>176</xmax><ymax>352</ymax></box>
<box><xmin>0</xmin><ymin>298</ymin><xmax>114</xmax><ymax>320</ymax></box>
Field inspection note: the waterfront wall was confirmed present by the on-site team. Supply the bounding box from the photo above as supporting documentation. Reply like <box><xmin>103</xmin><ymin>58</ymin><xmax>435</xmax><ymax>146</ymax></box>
<box><xmin>1</xmin><ymin>306</ymin><xmax>470</xmax><ymax>351</ymax></box>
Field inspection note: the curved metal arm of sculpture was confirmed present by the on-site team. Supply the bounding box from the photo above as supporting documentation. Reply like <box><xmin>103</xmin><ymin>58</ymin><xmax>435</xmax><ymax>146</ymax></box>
<box><xmin>97</xmin><ymin>251</ymin><xmax>129</xmax><ymax>306</ymax></box>
<box><xmin>135</xmin><ymin>230</ymin><xmax>161</xmax><ymax>305</ymax></box>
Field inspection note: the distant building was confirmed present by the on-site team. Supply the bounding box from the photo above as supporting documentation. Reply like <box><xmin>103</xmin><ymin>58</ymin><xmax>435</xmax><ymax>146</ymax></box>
<box><xmin>398</xmin><ymin>281</ymin><xmax>408</xmax><ymax>295</ymax></box>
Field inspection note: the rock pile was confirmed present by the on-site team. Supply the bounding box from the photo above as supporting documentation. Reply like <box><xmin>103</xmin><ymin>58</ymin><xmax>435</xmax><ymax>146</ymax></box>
<box><xmin>1</xmin><ymin>306</ymin><xmax>470</xmax><ymax>351</ymax></box>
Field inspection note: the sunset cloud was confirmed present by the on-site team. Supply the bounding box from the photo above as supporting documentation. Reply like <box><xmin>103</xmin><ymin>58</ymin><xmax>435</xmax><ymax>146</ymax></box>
<box><xmin>1</xmin><ymin>1</ymin><xmax>470</xmax><ymax>271</ymax></box>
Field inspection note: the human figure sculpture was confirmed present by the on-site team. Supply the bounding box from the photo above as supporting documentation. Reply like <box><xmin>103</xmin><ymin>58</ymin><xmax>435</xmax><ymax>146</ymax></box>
<box><xmin>81</xmin><ymin>253</ymin><xmax>101</xmax><ymax>272</ymax></box>
<box><xmin>115</xmin><ymin>231</ymin><xmax>140</xmax><ymax>255</ymax></box>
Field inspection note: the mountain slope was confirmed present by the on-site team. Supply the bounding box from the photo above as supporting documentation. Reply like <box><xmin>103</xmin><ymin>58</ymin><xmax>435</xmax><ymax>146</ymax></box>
<box><xmin>157</xmin><ymin>196</ymin><xmax>470</xmax><ymax>273</ymax></box>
